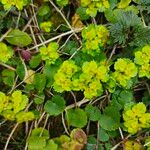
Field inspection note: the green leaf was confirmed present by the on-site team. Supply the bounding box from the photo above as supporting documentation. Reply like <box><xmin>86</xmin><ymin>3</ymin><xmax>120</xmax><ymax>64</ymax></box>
<box><xmin>34</xmin><ymin>93</ymin><xmax>45</xmax><ymax>105</ymax></box>
<box><xmin>99</xmin><ymin>105</ymin><xmax>120</xmax><ymax>131</ymax></box>
<box><xmin>33</xmin><ymin>73</ymin><xmax>46</xmax><ymax>92</ymax></box>
<box><xmin>29</xmin><ymin>54</ymin><xmax>41</xmax><ymax>69</ymax></box>
<box><xmin>28</xmin><ymin>136</ymin><xmax>47</xmax><ymax>150</ymax></box>
<box><xmin>98</xmin><ymin>128</ymin><xmax>109</xmax><ymax>142</ymax></box>
<box><xmin>16</xmin><ymin>61</ymin><xmax>25</xmax><ymax>80</ymax></box>
<box><xmin>99</xmin><ymin>115</ymin><xmax>119</xmax><ymax>131</ymax></box>
<box><xmin>76</xmin><ymin>7</ymin><xmax>90</xmax><ymax>20</ymax></box>
<box><xmin>98</xmin><ymin>144</ymin><xmax>104</xmax><ymax>150</ymax></box>
<box><xmin>112</xmin><ymin>90</ymin><xmax>133</xmax><ymax>108</ymax></box>
<box><xmin>105</xmin><ymin>142</ymin><xmax>112</xmax><ymax>150</ymax></box>
<box><xmin>85</xmin><ymin>104</ymin><xmax>101</xmax><ymax>121</ymax></box>
<box><xmin>38</xmin><ymin>5</ymin><xmax>51</xmax><ymax>16</ymax></box>
<box><xmin>43</xmin><ymin>63</ymin><xmax>59</xmax><ymax>87</ymax></box>
<box><xmin>109</xmin><ymin>0</ymin><xmax>118</xmax><ymax>9</ymax></box>
<box><xmin>86</xmin><ymin>136</ymin><xmax>97</xmax><ymax>150</ymax></box>
<box><xmin>2</xmin><ymin>69</ymin><xmax>15</xmax><ymax>86</ymax></box>
<box><xmin>66</xmin><ymin>108</ymin><xmax>87</xmax><ymax>128</ymax></box>
<box><xmin>30</xmin><ymin>128</ymin><xmax>49</xmax><ymax>138</ymax></box>
<box><xmin>5</xmin><ymin>29</ymin><xmax>32</xmax><ymax>47</ymax></box>
<box><xmin>45</xmin><ymin>140</ymin><xmax>58</xmax><ymax>150</ymax></box>
<box><xmin>28</xmin><ymin>128</ymin><xmax>49</xmax><ymax>150</ymax></box>
<box><xmin>44</xmin><ymin>95</ymin><xmax>66</xmax><ymax>116</ymax></box>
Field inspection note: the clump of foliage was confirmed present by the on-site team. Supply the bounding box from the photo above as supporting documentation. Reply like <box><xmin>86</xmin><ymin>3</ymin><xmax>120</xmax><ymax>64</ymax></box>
<box><xmin>0</xmin><ymin>42</ymin><xmax>13</xmax><ymax>63</ymax></box>
<box><xmin>1</xmin><ymin>0</ymin><xmax>29</xmax><ymax>10</ymax></box>
<box><xmin>28</xmin><ymin>128</ymin><xmax>87</xmax><ymax>150</ymax></box>
<box><xmin>0</xmin><ymin>90</ymin><xmax>35</xmax><ymax>123</ymax></box>
<box><xmin>123</xmin><ymin>103</ymin><xmax>150</xmax><ymax>134</ymax></box>
<box><xmin>81</xmin><ymin>24</ymin><xmax>109</xmax><ymax>56</ymax></box>
<box><xmin>112</xmin><ymin>58</ymin><xmax>137</xmax><ymax>88</ymax></box>
<box><xmin>80</xmin><ymin>0</ymin><xmax>110</xmax><ymax>17</ymax></box>
<box><xmin>40</xmin><ymin>21</ymin><xmax>53</xmax><ymax>33</ymax></box>
<box><xmin>39</xmin><ymin>42</ymin><xmax>59</xmax><ymax>64</ymax></box>
<box><xmin>134</xmin><ymin>45</ymin><xmax>150</xmax><ymax>78</ymax></box>
<box><xmin>124</xmin><ymin>140</ymin><xmax>142</xmax><ymax>150</ymax></box>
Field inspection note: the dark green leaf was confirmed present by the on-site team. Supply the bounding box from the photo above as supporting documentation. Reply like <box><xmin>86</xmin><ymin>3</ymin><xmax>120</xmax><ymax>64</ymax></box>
<box><xmin>98</xmin><ymin>128</ymin><xmax>109</xmax><ymax>142</ymax></box>
<box><xmin>66</xmin><ymin>108</ymin><xmax>87</xmax><ymax>128</ymax></box>
<box><xmin>44</xmin><ymin>95</ymin><xmax>66</xmax><ymax>116</ymax></box>
<box><xmin>2</xmin><ymin>69</ymin><xmax>15</xmax><ymax>86</ymax></box>
<box><xmin>85</xmin><ymin>104</ymin><xmax>101</xmax><ymax>121</ymax></box>
<box><xmin>33</xmin><ymin>73</ymin><xmax>46</xmax><ymax>92</ymax></box>
<box><xmin>29</xmin><ymin>54</ymin><xmax>41</xmax><ymax>69</ymax></box>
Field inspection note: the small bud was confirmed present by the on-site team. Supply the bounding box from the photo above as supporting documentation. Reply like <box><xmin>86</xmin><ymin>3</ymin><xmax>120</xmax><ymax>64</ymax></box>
<box><xmin>21</xmin><ymin>50</ymin><xmax>31</xmax><ymax>61</ymax></box>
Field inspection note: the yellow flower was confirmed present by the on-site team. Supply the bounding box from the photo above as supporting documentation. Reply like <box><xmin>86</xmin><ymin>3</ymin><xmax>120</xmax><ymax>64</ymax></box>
<box><xmin>40</xmin><ymin>21</ymin><xmax>52</xmax><ymax>33</ymax></box>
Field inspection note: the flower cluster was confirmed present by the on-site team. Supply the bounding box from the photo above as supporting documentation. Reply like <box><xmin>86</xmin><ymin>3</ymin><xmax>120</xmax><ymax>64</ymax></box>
<box><xmin>81</xmin><ymin>24</ymin><xmax>109</xmax><ymax>56</ymax></box>
<box><xmin>134</xmin><ymin>45</ymin><xmax>150</xmax><ymax>78</ymax></box>
<box><xmin>124</xmin><ymin>140</ymin><xmax>141</xmax><ymax>150</ymax></box>
<box><xmin>80</xmin><ymin>0</ymin><xmax>110</xmax><ymax>17</ymax></box>
<box><xmin>40</xmin><ymin>21</ymin><xmax>53</xmax><ymax>33</ymax></box>
<box><xmin>0</xmin><ymin>42</ymin><xmax>13</xmax><ymax>63</ymax></box>
<box><xmin>123</xmin><ymin>103</ymin><xmax>150</xmax><ymax>134</ymax></box>
<box><xmin>1</xmin><ymin>0</ymin><xmax>28</xmax><ymax>10</ymax></box>
<box><xmin>73</xmin><ymin>61</ymin><xmax>109</xmax><ymax>99</ymax></box>
<box><xmin>53</xmin><ymin>60</ymin><xmax>78</xmax><ymax>92</ymax></box>
<box><xmin>112</xmin><ymin>58</ymin><xmax>137</xmax><ymax>87</ymax></box>
<box><xmin>53</xmin><ymin>60</ymin><xmax>109</xmax><ymax>99</ymax></box>
<box><xmin>39</xmin><ymin>42</ymin><xmax>59</xmax><ymax>64</ymax></box>
<box><xmin>0</xmin><ymin>90</ymin><xmax>35</xmax><ymax>123</ymax></box>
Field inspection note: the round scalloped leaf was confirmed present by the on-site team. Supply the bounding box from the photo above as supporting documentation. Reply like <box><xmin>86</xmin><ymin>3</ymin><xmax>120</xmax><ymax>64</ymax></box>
<box><xmin>85</xmin><ymin>104</ymin><xmax>101</xmax><ymax>121</ymax></box>
<box><xmin>99</xmin><ymin>114</ymin><xmax>119</xmax><ymax>131</ymax></box>
<box><xmin>66</xmin><ymin>108</ymin><xmax>87</xmax><ymax>128</ymax></box>
<box><xmin>44</xmin><ymin>95</ymin><xmax>66</xmax><ymax>116</ymax></box>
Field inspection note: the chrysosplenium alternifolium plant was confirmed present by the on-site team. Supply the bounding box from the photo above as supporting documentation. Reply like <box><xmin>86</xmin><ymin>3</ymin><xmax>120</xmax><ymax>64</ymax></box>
<box><xmin>81</xmin><ymin>24</ymin><xmax>109</xmax><ymax>56</ymax></box>
<box><xmin>1</xmin><ymin>0</ymin><xmax>29</xmax><ymax>10</ymax></box>
<box><xmin>80</xmin><ymin>0</ymin><xmax>110</xmax><ymax>17</ymax></box>
<box><xmin>53</xmin><ymin>60</ymin><xmax>109</xmax><ymax>99</ymax></box>
<box><xmin>112</xmin><ymin>58</ymin><xmax>137</xmax><ymax>88</ymax></box>
<box><xmin>40</xmin><ymin>21</ymin><xmax>53</xmax><ymax>33</ymax></box>
<box><xmin>123</xmin><ymin>103</ymin><xmax>150</xmax><ymax>134</ymax></box>
<box><xmin>0</xmin><ymin>42</ymin><xmax>13</xmax><ymax>63</ymax></box>
<box><xmin>134</xmin><ymin>45</ymin><xmax>150</xmax><ymax>78</ymax></box>
<box><xmin>0</xmin><ymin>90</ymin><xmax>35</xmax><ymax>123</ymax></box>
<box><xmin>39</xmin><ymin>42</ymin><xmax>60</xmax><ymax>64</ymax></box>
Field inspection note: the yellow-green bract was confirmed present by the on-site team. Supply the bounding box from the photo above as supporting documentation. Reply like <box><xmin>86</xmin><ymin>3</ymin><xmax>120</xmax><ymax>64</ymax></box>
<box><xmin>0</xmin><ymin>90</ymin><xmax>35</xmax><ymax>123</ymax></box>
<box><xmin>134</xmin><ymin>45</ymin><xmax>150</xmax><ymax>78</ymax></box>
<box><xmin>123</xmin><ymin>103</ymin><xmax>150</xmax><ymax>134</ymax></box>
<box><xmin>0</xmin><ymin>42</ymin><xmax>13</xmax><ymax>63</ymax></box>
<box><xmin>39</xmin><ymin>42</ymin><xmax>59</xmax><ymax>64</ymax></box>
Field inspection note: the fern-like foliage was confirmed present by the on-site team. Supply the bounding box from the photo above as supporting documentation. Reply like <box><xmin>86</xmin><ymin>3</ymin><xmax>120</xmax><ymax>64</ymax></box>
<box><xmin>109</xmin><ymin>10</ymin><xmax>142</xmax><ymax>45</ymax></box>
<box><xmin>130</xmin><ymin>27</ymin><xmax>150</xmax><ymax>47</ymax></box>
<box><xmin>109</xmin><ymin>10</ymin><xmax>150</xmax><ymax>47</ymax></box>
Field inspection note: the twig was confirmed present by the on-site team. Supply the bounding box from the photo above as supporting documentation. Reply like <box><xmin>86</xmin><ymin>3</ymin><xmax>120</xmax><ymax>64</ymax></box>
<box><xmin>0</xmin><ymin>62</ymin><xmax>16</xmax><ymax>71</ymax></box>
<box><xmin>49</xmin><ymin>0</ymin><xmax>82</xmax><ymax>44</ymax></box>
<box><xmin>65</xmin><ymin>98</ymin><xmax>90</xmax><ymax>110</ymax></box>
<box><xmin>0</xmin><ymin>120</ymin><xmax>6</xmax><ymax>126</ymax></box>
<box><xmin>4</xmin><ymin>123</ymin><xmax>19</xmax><ymax>150</ymax></box>
<box><xmin>62</xmin><ymin>112</ymin><xmax>69</xmax><ymax>135</ymax></box>
<box><xmin>0</xmin><ymin>28</ymin><xmax>12</xmax><ymax>42</ymax></box>
<box><xmin>69</xmin><ymin>46</ymin><xmax>82</xmax><ymax>59</ymax></box>
<box><xmin>28</xmin><ymin>28</ymin><xmax>83</xmax><ymax>51</ymax></box>
<box><xmin>144</xmin><ymin>141</ymin><xmax>150</xmax><ymax>147</ymax></box>
<box><xmin>106</xmin><ymin>45</ymin><xmax>117</xmax><ymax>65</ymax></box>
<box><xmin>119</xmin><ymin>127</ymin><xmax>124</xmax><ymax>140</ymax></box>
